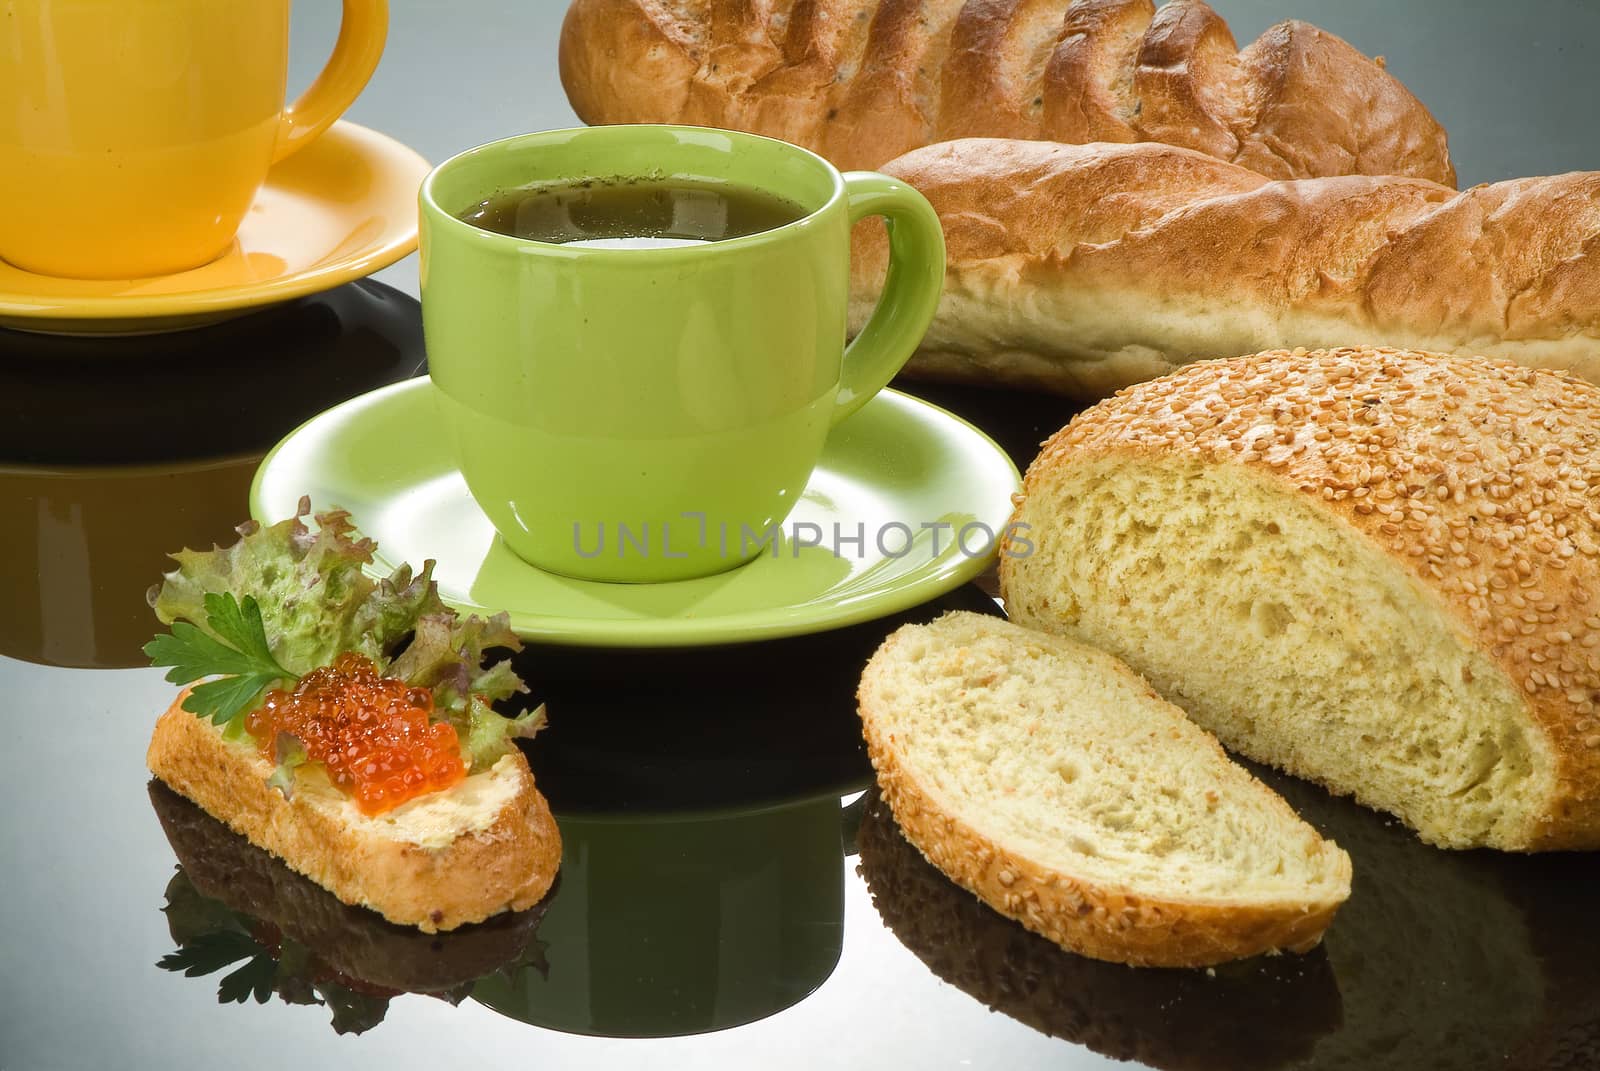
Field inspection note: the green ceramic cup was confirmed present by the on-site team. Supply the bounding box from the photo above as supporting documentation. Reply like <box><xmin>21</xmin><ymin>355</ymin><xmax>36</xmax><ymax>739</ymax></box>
<box><xmin>419</xmin><ymin>125</ymin><xmax>945</xmax><ymax>583</ymax></box>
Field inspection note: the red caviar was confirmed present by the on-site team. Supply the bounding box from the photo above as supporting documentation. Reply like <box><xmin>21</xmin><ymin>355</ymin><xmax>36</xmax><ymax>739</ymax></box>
<box><xmin>246</xmin><ymin>652</ymin><xmax>465</xmax><ymax>815</ymax></box>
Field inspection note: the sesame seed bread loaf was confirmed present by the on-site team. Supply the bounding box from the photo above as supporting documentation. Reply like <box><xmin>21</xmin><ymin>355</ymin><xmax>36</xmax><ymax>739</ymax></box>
<box><xmin>848</xmin><ymin>139</ymin><xmax>1600</xmax><ymax>398</ymax></box>
<box><xmin>147</xmin><ymin>694</ymin><xmax>562</xmax><ymax>932</ymax></box>
<box><xmin>857</xmin><ymin>610</ymin><xmax>1352</xmax><ymax>967</ymax></box>
<box><xmin>1001</xmin><ymin>346</ymin><xmax>1600</xmax><ymax>851</ymax></box>
<box><xmin>559</xmin><ymin>0</ymin><xmax>1453</xmax><ymax>183</ymax></box>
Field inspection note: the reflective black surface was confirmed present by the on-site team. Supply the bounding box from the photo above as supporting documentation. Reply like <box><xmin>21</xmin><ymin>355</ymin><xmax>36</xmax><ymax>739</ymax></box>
<box><xmin>0</xmin><ymin>281</ymin><xmax>426</xmax><ymax>466</ymax></box>
<box><xmin>5</xmin><ymin>288</ymin><xmax>1599</xmax><ymax>1067</ymax></box>
<box><xmin>7</xmin><ymin>1</ymin><xmax>1600</xmax><ymax>1061</ymax></box>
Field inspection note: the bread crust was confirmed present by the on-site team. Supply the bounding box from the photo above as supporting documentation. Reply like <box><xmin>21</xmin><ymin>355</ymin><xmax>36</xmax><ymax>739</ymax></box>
<box><xmin>847</xmin><ymin>139</ymin><xmax>1600</xmax><ymax>397</ymax></box>
<box><xmin>146</xmin><ymin>694</ymin><xmax>562</xmax><ymax>932</ymax></box>
<box><xmin>1001</xmin><ymin>347</ymin><xmax>1600</xmax><ymax>850</ymax></box>
<box><xmin>857</xmin><ymin>619</ymin><xmax>1351</xmax><ymax>967</ymax></box>
<box><xmin>558</xmin><ymin>0</ymin><xmax>1453</xmax><ymax>183</ymax></box>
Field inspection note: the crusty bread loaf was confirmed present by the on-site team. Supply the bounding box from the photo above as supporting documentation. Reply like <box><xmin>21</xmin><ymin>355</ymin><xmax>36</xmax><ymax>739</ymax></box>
<box><xmin>849</xmin><ymin>139</ymin><xmax>1600</xmax><ymax>398</ymax></box>
<box><xmin>147</xmin><ymin>695</ymin><xmax>562</xmax><ymax>932</ymax></box>
<box><xmin>1000</xmin><ymin>346</ymin><xmax>1600</xmax><ymax>851</ymax></box>
<box><xmin>857</xmin><ymin>610</ymin><xmax>1352</xmax><ymax>967</ymax></box>
<box><xmin>560</xmin><ymin>0</ymin><xmax>1453</xmax><ymax>184</ymax></box>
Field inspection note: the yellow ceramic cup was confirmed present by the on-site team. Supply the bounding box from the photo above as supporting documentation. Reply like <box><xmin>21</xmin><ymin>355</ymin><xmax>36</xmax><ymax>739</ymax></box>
<box><xmin>0</xmin><ymin>0</ymin><xmax>388</xmax><ymax>280</ymax></box>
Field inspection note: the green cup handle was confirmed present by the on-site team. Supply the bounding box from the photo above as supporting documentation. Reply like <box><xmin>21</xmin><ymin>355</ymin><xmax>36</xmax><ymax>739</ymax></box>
<box><xmin>834</xmin><ymin>172</ymin><xmax>946</xmax><ymax>426</ymax></box>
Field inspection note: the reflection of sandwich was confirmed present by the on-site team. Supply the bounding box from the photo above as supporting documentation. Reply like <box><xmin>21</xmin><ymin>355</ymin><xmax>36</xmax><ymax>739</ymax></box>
<box><xmin>144</xmin><ymin>501</ymin><xmax>560</xmax><ymax>932</ymax></box>
<box><xmin>150</xmin><ymin>780</ymin><xmax>554</xmax><ymax>1035</ymax></box>
<box><xmin>855</xmin><ymin>791</ymin><xmax>1340</xmax><ymax>1071</ymax></box>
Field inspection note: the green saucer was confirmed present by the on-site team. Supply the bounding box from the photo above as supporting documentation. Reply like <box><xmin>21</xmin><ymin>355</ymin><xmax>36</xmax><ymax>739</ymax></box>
<box><xmin>250</xmin><ymin>377</ymin><xmax>1020</xmax><ymax>647</ymax></box>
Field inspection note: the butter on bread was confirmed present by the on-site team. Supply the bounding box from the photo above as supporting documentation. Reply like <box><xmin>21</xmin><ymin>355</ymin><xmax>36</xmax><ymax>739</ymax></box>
<box><xmin>147</xmin><ymin>693</ymin><xmax>561</xmax><ymax>933</ymax></box>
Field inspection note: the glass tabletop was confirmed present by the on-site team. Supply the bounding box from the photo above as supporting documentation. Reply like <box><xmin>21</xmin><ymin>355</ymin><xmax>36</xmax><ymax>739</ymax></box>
<box><xmin>3</xmin><ymin>281</ymin><xmax>1598</xmax><ymax>1071</ymax></box>
<box><xmin>6</xmin><ymin>2</ymin><xmax>1600</xmax><ymax>1067</ymax></box>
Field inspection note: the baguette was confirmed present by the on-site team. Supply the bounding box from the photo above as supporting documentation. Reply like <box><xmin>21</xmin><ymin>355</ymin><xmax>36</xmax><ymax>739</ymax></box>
<box><xmin>147</xmin><ymin>693</ymin><xmax>561</xmax><ymax>933</ymax></box>
<box><xmin>857</xmin><ymin>610</ymin><xmax>1352</xmax><ymax>967</ymax></box>
<box><xmin>1000</xmin><ymin>346</ymin><xmax>1600</xmax><ymax>851</ymax></box>
<box><xmin>559</xmin><ymin>0</ymin><xmax>1453</xmax><ymax>184</ymax></box>
<box><xmin>849</xmin><ymin>139</ymin><xmax>1600</xmax><ymax>398</ymax></box>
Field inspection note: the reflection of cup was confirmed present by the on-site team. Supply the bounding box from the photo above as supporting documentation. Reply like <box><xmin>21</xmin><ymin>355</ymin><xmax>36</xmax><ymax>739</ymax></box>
<box><xmin>470</xmin><ymin>591</ymin><xmax>1003</xmax><ymax>1036</ymax></box>
<box><xmin>419</xmin><ymin>125</ymin><xmax>945</xmax><ymax>583</ymax></box>
<box><xmin>0</xmin><ymin>281</ymin><xmax>425</xmax><ymax>667</ymax></box>
<box><xmin>0</xmin><ymin>0</ymin><xmax>387</xmax><ymax>278</ymax></box>
<box><xmin>473</xmin><ymin>797</ymin><xmax>852</xmax><ymax>1038</ymax></box>
<box><xmin>0</xmin><ymin>455</ymin><xmax>264</xmax><ymax>668</ymax></box>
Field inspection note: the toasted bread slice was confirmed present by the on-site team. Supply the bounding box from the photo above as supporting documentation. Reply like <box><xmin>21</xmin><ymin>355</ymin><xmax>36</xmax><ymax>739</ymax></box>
<box><xmin>147</xmin><ymin>694</ymin><xmax>561</xmax><ymax>933</ymax></box>
<box><xmin>857</xmin><ymin>611</ymin><xmax>1352</xmax><ymax>967</ymax></box>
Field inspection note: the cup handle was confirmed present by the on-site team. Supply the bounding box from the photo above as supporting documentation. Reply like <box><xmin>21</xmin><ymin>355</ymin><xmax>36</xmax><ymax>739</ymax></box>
<box><xmin>271</xmin><ymin>0</ymin><xmax>390</xmax><ymax>164</ymax></box>
<box><xmin>833</xmin><ymin>172</ymin><xmax>946</xmax><ymax>426</ymax></box>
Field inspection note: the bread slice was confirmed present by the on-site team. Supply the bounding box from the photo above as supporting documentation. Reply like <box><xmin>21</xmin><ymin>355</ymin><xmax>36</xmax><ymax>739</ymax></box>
<box><xmin>857</xmin><ymin>611</ymin><xmax>1352</xmax><ymax>967</ymax></box>
<box><xmin>147</xmin><ymin>695</ymin><xmax>561</xmax><ymax>933</ymax></box>
<box><xmin>1001</xmin><ymin>347</ymin><xmax>1600</xmax><ymax>850</ymax></box>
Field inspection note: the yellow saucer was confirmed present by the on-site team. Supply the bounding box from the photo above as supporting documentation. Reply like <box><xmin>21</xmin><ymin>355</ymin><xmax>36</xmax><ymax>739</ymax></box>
<box><xmin>0</xmin><ymin>122</ymin><xmax>429</xmax><ymax>335</ymax></box>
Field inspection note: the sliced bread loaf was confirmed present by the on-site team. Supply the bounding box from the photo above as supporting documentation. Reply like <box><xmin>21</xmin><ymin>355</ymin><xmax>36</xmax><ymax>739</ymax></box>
<box><xmin>1001</xmin><ymin>347</ymin><xmax>1600</xmax><ymax>850</ymax></box>
<box><xmin>857</xmin><ymin>611</ymin><xmax>1352</xmax><ymax>967</ymax></box>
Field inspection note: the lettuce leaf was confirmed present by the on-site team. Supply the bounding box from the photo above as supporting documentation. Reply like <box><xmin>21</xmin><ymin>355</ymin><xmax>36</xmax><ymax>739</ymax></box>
<box><xmin>149</xmin><ymin>499</ymin><xmax>441</xmax><ymax>677</ymax></box>
<box><xmin>266</xmin><ymin>733</ymin><xmax>310</xmax><ymax>801</ymax></box>
<box><xmin>461</xmin><ymin>699</ymin><xmax>547</xmax><ymax>771</ymax></box>
<box><xmin>148</xmin><ymin>497</ymin><xmax>540</xmax><ymax>773</ymax></box>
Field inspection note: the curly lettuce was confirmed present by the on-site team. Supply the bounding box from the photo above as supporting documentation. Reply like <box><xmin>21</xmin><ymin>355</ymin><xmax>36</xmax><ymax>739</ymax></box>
<box><xmin>147</xmin><ymin>497</ymin><xmax>541</xmax><ymax>772</ymax></box>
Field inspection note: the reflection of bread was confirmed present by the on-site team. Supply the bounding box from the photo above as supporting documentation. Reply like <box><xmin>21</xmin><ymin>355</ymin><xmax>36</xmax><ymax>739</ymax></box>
<box><xmin>147</xmin><ymin>695</ymin><xmax>561</xmax><ymax>933</ymax></box>
<box><xmin>149</xmin><ymin>781</ymin><xmax>552</xmax><ymax>994</ymax></box>
<box><xmin>864</xmin><ymin>763</ymin><xmax>1600</xmax><ymax>1071</ymax></box>
<box><xmin>559</xmin><ymin>0</ymin><xmax>1453</xmax><ymax>183</ymax></box>
<box><xmin>857</xmin><ymin>611</ymin><xmax>1350</xmax><ymax>967</ymax></box>
<box><xmin>1262</xmin><ymin>772</ymin><xmax>1545</xmax><ymax>1071</ymax></box>
<box><xmin>1504</xmin><ymin>851</ymin><xmax>1600</xmax><ymax>1071</ymax></box>
<box><xmin>856</xmin><ymin>791</ymin><xmax>1341</xmax><ymax>1071</ymax></box>
<box><xmin>1004</xmin><ymin>349</ymin><xmax>1600</xmax><ymax>849</ymax></box>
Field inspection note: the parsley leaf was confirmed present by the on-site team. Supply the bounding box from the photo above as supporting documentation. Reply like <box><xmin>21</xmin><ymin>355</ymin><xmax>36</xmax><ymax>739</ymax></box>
<box><xmin>218</xmin><ymin>955</ymin><xmax>279</xmax><ymax>1005</ymax></box>
<box><xmin>157</xmin><ymin>930</ymin><xmax>261</xmax><ymax>978</ymax></box>
<box><xmin>144</xmin><ymin>593</ymin><xmax>293</xmax><ymax>726</ymax></box>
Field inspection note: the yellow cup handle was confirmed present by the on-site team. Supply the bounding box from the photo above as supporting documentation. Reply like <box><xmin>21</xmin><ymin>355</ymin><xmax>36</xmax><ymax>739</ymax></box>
<box><xmin>272</xmin><ymin>0</ymin><xmax>389</xmax><ymax>164</ymax></box>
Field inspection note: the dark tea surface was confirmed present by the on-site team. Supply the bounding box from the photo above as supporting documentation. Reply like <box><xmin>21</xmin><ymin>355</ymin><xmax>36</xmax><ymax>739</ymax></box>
<box><xmin>456</xmin><ymin>177</ymin><xmax>809</xmax><ymax>248</ymax></box>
